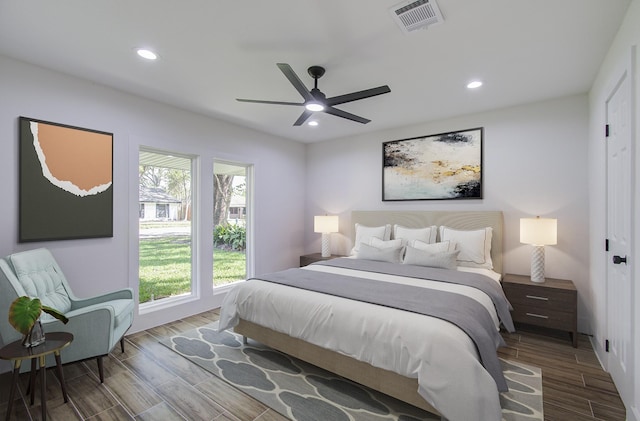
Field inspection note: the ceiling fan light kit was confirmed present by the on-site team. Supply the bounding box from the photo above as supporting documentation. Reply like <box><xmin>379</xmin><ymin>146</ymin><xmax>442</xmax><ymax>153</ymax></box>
<box><xmin>305</xmin><ymin>102</ymin><xmax>325</xmax><ymax>112</ymax></box>
<box><xmin>236</xmin><ymin>63</ymin><xmax>390</xmax><ymax>126</ymax></box>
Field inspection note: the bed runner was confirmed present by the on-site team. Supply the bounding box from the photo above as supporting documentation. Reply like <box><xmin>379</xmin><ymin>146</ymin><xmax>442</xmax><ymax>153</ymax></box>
<box><xmin>317</xmin><ymin>258</ymin><xmax>515</xmax><ymax>332</ymax></box>
<box><xmin>252</xmin><ymin>265</ymin><xmax>509</xmax><ymax>392</ymax></box>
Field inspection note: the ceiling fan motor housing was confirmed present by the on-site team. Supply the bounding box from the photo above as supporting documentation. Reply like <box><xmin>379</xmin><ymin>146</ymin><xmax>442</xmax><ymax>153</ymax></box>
<box><xmin>236</xmin><ymin>63</ymin><xmax>390</xmax><ymax>125</ymax></box>
<box><xmin>310</xmin><ymin>88</ymin><xmax>326</xmax><ymax>101</ymax></box>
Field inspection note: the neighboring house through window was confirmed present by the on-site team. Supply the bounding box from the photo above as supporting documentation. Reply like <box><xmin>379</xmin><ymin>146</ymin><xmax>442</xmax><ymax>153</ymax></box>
<box><xmin>139</xmin><ymin>186</ymin><xmax>182</xmax><ymax>221</ymax></box>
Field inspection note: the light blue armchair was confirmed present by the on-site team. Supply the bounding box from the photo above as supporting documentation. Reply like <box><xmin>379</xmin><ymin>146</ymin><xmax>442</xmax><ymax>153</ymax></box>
<box><xmin>0</xmin><ymin>248</ymin><xmax>134</xmax><ymax>382</ymax></box>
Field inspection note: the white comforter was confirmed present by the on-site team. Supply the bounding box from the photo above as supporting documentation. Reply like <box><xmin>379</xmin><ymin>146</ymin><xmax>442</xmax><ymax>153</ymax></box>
<box><xmin>218</xmin><ymin>264</ymin><xmax>504</xmax><ymax>421</ymax></box>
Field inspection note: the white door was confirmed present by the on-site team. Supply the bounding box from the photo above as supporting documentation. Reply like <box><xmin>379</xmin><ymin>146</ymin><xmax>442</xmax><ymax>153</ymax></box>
<box><xmin>605</xmin><ymin>68</ymin><xmax>633</xmax><ymax>406</ymax></box>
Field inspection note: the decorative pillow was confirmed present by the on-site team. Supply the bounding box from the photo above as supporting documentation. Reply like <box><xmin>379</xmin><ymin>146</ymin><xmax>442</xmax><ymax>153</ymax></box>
<box><xmin>351</xmin><ymin>223</ymin><xmax>392</xmax><ymax>255</ymax></box>
<box><xmin>356</xmin><ymin>243</ymin><xmax>403</xmax><ymax>263</ymax></box>
<box><xmin>411</xmin><ymin>239</ymin><xmax>453</xmax><ymax>254</ymax></box>
<box><xmin>438</xmin><ymin>226</ymin><xmax>493</xmax><ymax>269</ymax></box>
<box><xmin>402</xmin><ymin>247</ymin><xmax>460</xmax><ymax>270</ymax></box>
<box><xmin>369</xmin><ymin>238</ymin><xmax>403</xmax><ymax>249</ymax></box>
<box><xmin>393</xmin><ymin>225</ymin><xmax>437</xmax><ymax>246</ymax></box>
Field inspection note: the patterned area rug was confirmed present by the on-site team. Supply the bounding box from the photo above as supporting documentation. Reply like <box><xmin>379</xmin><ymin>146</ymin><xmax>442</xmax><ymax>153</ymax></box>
<box><xmin>160</xmin><ymin>323</ymin><xmax>543</xmax><ymax>421</ymax></box>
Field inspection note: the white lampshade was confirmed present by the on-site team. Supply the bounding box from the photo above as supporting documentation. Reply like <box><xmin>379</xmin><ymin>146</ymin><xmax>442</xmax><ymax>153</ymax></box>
<box><xmin>520</xmin><ymin>217</ymin><xmax>557</xmax><ymax>246</ymax></box>
<box><xmin>314</xmin><ymin>215</ymin><xmax>339</xmax><ymax>233</ymax></box>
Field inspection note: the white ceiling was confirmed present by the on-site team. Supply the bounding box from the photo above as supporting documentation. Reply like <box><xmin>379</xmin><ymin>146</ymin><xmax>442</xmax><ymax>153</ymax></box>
<box><xmin>0</xmin><ymin>0</ymin><xmax>630</xmax><ymax>143</ymax></box>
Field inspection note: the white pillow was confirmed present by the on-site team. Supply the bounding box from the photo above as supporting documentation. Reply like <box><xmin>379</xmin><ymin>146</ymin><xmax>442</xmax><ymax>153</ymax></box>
<box><xmin>351</xmin><ymin>224</ymin><xmax>392</xmax><ymax>255</ymax></box>
<box><xmin>369</xmin><ymin>238</ymin><xmax>403</xmax><ymax>249</ymax></box>
<box><xmin>393</xmin><ymin>225</ymin><xmax>437</xmax><ymax>246</ymax></box>
<box><xmin>411</xmin><ymin>239</ymin><xmax>453</xmax><ymax>254</ymax></box>
<box><xmin>403</xmin><ymin>247</ymin><xmax>459</xmax><ymax>270</ymax></box>
<box><xmin>439</xmin><ymin>226</ymin><xmax>493</xmax><ymax>269</ymax></box>
<box><xmin>356</xmin><ymin>243</ymin><xmax>403</xmax><ymax>263</ymax></box>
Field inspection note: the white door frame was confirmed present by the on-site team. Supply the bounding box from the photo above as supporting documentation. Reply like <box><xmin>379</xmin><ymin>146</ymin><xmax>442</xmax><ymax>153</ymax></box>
<box><xmin>630</xmin><ymin>44</ymin><xmax>640</xmax><ymax>421</ymax></box>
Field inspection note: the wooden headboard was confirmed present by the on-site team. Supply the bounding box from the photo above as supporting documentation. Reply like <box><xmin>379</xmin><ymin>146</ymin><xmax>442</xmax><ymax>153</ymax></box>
<box><xmin>351</xmin><ymin>210</ymin><xmax>504</xmax><ymax>274</ymax></box>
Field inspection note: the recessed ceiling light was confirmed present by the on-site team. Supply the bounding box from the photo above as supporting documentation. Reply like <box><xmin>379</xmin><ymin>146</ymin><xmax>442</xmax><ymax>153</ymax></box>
<box><xmin>308</xmin><ymin>120</ymin><xmax>319</xmax><ymax>126</ymax></box>
<box><xmin>467</xmin><ymin>80</ymin><xmax>483</xmax><ymax>89</ymax></box>
<box><xmin>136</xmin><ymin>48</ymin><xmax>158</xmax><ymax>60</ymax></box>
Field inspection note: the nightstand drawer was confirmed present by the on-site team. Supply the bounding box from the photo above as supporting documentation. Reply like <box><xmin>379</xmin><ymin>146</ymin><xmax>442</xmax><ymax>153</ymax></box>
<box><xmin>511</xmin><ymin>307</ymin><xmax>576</xmax><ymax>331</ymax></box>
<box><xmin>503</xmin><ymin>285</ymin><xmax>576</xmax><ymax>313</ymax></box>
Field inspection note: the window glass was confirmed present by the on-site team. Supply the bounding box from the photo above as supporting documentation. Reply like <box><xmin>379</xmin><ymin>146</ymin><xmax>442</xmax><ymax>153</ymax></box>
<box><xmin>139</xmin><ymin>149</ymin><xmax>194</xmax><ymax>304</ymax></box>
<box><xmin>213</xmin><ymin>161</ymin><xmax>250</xmax><ymax>287</ymax></box>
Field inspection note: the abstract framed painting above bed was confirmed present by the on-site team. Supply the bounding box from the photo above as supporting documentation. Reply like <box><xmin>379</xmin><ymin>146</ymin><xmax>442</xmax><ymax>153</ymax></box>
<box><xmin>218</xmin><ymin>210</ymin><xmax>513</xmax><ymax>421</ymax></box>
<box><xmin>382</xmin><ymin>127</ymin><xmax>483</xmax><ymax>201</ymax></box>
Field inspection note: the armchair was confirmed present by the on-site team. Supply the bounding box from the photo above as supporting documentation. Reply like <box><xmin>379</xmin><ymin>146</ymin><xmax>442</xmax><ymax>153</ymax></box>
<box><xmin>0</xmin><ymin>248</ymin><xmax>134</xmax><ymax>382</ymax></box>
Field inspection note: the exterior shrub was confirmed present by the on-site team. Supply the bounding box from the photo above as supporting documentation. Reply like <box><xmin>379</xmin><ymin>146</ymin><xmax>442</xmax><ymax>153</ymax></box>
<box><xmin>214</xmin><ymin>224</ymin><xmax>246</xmax><ymax>251</ymax></box>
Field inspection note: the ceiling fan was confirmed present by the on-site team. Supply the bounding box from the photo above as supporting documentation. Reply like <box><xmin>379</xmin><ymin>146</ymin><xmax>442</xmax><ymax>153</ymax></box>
<box><xmin>236</xmin><ymin>63</ymin><xmax>391</xmax><ymax>126</ymax></box>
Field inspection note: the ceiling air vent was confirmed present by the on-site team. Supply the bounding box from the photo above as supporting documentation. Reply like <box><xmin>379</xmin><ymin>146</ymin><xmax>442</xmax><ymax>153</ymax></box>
<box><xmin>390</xmin><ymin>0</ymin><xmax>444</xmax><ymax>33</ymax></box>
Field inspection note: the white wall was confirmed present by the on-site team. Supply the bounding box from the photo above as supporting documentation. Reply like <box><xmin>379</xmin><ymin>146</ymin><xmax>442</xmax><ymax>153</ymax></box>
<box><xmin>589</xmin><ymin>0</ymin><xmax>640</xmax><ymax>419</ymax></box>
<box><xmin>0</xmin><ymin>55</ymin><xmax>306</xmax><ymax>339</ymax></box>
<box><xmin>306</xmin><ymin>95</ymin><xmax>591</xmax><ymax>331</ymax></box>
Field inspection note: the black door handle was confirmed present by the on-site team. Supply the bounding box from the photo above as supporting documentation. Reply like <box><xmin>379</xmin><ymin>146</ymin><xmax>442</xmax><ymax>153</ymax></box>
<box><xmin>613</xmin><ymin>255</ymin><xmax>627</xmax><ymax>265</ymax></box>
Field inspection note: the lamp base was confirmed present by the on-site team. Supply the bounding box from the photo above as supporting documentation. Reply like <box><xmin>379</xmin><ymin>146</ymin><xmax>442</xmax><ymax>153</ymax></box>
<box><xmin>530</xmin><ymin>245</ymin><xmax>546</xmax><ymax>283</ymax></box>
<box><xmin>321</xmin><ymin>233</ymin><xmax>331</xmax><ymax>258</ymax></box>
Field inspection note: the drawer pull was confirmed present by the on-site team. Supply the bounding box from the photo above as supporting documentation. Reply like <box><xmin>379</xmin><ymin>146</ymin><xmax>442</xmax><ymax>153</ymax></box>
<box><xmin>525</xmin><ymin>295</ymin><xmax>549</xmax><ymax>301</ymax></box>
<box><xmin>526</xmin><ymin>313</ymin><xmax>549</xmax><ymax>319</ymax></box>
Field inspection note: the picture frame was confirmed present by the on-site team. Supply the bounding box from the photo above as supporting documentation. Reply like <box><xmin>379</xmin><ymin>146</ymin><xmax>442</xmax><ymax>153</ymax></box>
<box><xmin>19</xmin><ymin>117</ymin><xmax>113</xmax><ymax>242</ymax></box>
<box><xmin>382</xmin><ymin>127</ymin><xmax>483</xmax><ymax>201</ymax></box>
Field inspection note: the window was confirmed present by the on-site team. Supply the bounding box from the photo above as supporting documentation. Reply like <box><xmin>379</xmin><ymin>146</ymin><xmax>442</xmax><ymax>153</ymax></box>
<box><xmin>139</xmin><ymin>149</ymin><xmax>195</xmax><ymax>304</ymax></box>
<box><xmin>213</xmin><ymin>161</ymin><xmax>251</xmax><ymax>287</ymax></box>
<box><xmin>155</xmin><ymin>204</ymin><xmax>169</xmax><ymax>219</ymax></box>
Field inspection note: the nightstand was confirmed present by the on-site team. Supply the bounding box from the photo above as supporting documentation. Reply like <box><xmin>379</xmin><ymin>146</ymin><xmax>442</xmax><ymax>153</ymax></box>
<box><xmin>300</xmin><ymin>253</ymin><xmax>345</xmax><ymax>267</ymax></box>
<box><xmin>502</xmin><ymin>273</ymin><xmax>578</xmax><ymax>347</ymax></box>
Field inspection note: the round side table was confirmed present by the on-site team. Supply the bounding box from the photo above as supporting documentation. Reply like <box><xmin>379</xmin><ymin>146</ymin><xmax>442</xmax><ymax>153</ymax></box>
<box><xmin>0</xmin><ymin>332</ymin><xmax>73</xmax><ymax>421</ymax></box>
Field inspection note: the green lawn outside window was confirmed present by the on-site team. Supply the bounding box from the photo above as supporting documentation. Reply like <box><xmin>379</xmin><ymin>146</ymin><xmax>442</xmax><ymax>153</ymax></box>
<box><xmin>139</xmin><ymin>235</ymin><xmax>245</xmax><ymax>303</ymax></box>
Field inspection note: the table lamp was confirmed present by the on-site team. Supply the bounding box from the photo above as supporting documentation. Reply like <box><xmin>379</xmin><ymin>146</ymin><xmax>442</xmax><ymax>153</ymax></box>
<box><xmin>314</xmin><ymin>215</ymin><xmax>339</xmax><ymax>258</ymax></box>
<box><xmin>520</xmin><ymin>217</ymin><xmax>557</xmax><ymax>283</ymax></box>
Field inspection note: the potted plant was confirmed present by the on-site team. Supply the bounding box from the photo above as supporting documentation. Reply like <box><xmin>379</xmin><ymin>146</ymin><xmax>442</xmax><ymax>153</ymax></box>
<box><xmin>8</xmin><ymin>296</ymin><xmax>69</xmax><ymax>347</ymax></box>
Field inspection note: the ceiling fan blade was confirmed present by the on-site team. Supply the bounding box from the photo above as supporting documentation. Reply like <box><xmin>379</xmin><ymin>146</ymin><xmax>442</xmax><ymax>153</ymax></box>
<box><xmin>236</xmin><ymin>98</ymin><xmax>304</xmax><ymax>106</ymax></box>
<box><xmin>326</xmin><ymin>85</ymin><xmax>391</xmax><ymax>106</ymax></box>
<box><xmin>324</xmin><ymin>106</ymin><xmax>371</xmax><ymax>124</ymax></box>
<box><xmin>293</xmin><ymin>110</ymin><xmax>314</xmax><ymax>126</ymax></box>
<box><xmin>277</xmin><ymin>63</ymin><xmax>314</xmax><ymax>102</ymax></box>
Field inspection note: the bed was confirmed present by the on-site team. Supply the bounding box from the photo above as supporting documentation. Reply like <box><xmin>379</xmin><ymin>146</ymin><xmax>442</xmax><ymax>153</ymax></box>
<box><xmin>218</xmin><ymin>210</ymin><xmax>513</xmax><ymax>421</ymax></box>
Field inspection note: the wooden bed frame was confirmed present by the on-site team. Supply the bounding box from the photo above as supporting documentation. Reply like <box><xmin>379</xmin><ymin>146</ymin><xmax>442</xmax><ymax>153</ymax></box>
<box><xmin>234</xmin><ymin>210</ymin><xmax>504</xmax><ymax>417</ymax></box>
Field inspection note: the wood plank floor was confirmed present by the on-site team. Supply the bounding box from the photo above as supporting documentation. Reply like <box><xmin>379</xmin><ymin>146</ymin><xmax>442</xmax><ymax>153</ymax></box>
<box><xmin>500</xmin><ymin>324</ymin><xmax>626</xmax><ymax>421</ymax></box>
<box><xmin>0</xmin><ymin>309</ymin><xmax>626</xmax><ymax>420</ymax></box>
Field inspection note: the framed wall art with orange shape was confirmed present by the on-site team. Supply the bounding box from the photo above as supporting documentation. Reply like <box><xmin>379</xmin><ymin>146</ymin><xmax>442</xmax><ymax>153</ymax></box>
<box><xmin>19</xmin><ymin>117</ymin><xmax>113</xmax><ymax>242</ymax></box>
